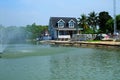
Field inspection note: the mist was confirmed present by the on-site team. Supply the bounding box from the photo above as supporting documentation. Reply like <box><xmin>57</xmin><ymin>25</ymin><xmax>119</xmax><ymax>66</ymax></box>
<box><xmin>0</xmin><ymin>26</ymin><xmax>28</xmax><ymax>53</ymax></box>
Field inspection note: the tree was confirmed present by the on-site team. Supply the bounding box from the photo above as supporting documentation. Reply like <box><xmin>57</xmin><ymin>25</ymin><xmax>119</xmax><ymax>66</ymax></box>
<box><xmin>26</xmin><ymin>23</ymin><xmax>48</xmax><ymax>39</ymax></box>
<box><xmin>116</xmin><ymin>14</ymin><xmax>120</xmax><ymax>30</ymax></box>
<box><xmin>104</xmin><ymin>14</ymin><xmax>120</xmax><ymax>33</ymax></box>
<box><xmin>78</xmin><ymin>14</ymin><xmax>89</xmax><ymax>33</ymax></box>
<box><xmin>98</xmin><ymin>11</ymin><xmax>112</xmax><ymax>33</ymax></box>
<box><xmin>88</xmin><ymin>11</ymin><xmax>98</xmax><ymax>33</ymax></box>
<box><xmin>105</xmin><ymin>19</ymin><xmax>114</xmax><ymax>33</ymax></box>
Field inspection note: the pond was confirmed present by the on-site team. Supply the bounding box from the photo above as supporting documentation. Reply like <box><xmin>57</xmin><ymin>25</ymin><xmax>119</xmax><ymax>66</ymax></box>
<box><xmin>0</xmin><ymin>44</ymin><xmax>120</xmax><ymax>80</ymax></box>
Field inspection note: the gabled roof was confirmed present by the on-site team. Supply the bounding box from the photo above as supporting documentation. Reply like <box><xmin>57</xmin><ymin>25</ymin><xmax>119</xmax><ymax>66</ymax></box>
<box><xmin>68</xmin><ymin>19</ymin><xmax>76</xmax><ymax>23</ymax></box>
<box><xmin>57</xmin><ymin>19</ymin><xmax>65</xmax><ymax>23</ymax></box>
<box><xmin>49</xmin><ymin>17</ymin><xmax>77</xmax><ymax>28</ymax></box>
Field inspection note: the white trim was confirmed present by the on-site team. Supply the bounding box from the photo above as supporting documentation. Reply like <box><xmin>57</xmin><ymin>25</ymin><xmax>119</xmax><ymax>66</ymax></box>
<box><xmin>57</xmin><ymin>19</ymin><xmax>65</xmax><ymax>23</ymax></box>
<box><xmin>68</xmin><ymin>19</ymin><xmax>76</xmax><ymax>23</ymax></box>
<box><xmin>68</xmin><ymin>20</ymin><xmax>75</xmax><ymax>28</ymax></box>
<box><xmin>58</xmin><ymin>35</ymin><xmax>70</xmax><ymax>39</ymax></box>
<box><xmin>57</xmin><ymin>19</ymin><xmax>65</xmax><ymax>28</ymax></box>
<box><xmin>69</xmin><ymin>22</ymin><xmax>74</xmax><ymax>28</ymax></box>
<box><xmin>68</xmin><ymin>19</ymin><xmax>76</xmax><ymax>28</ymax></box>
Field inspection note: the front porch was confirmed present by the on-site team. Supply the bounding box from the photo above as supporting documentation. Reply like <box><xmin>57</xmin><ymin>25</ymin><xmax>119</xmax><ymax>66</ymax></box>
<box><xmin>57</xmin><ymin>30</ymin><xmax>77</xmax><ymax>40</ymax></box>
<box><xmin>54</xmin><ymin>28</ymin><xmax>82</xmax><ymax>40</ymax></box>
<box><xmin>58</xmin><ymin>35</ymin><xmax>71</xmax><ymax>40</ymax></box>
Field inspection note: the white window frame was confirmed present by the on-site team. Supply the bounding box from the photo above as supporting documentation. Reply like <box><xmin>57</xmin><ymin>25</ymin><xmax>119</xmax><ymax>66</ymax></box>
<box><xmin>68</xmin><ymin>19</ymin><xmax>75</xmax><ymax>28</ymax></box>
<box><xmin>57</xmin><ymin>19</ymin><xmax>65</xmax><ymax>28</ymax></box>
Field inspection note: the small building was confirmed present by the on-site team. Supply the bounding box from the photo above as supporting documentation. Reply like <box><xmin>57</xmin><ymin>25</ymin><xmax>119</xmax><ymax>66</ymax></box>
<box><xmin>49</xmin><ymin>17</ymin><xmax>81</xmax><ymax>40</ymax></box>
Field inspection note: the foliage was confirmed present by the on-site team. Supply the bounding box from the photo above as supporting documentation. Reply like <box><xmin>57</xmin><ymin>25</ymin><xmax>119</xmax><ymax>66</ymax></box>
<box><xmin>98</xmin><ymin>11</ymin><xmax>112</xmax><ymax>33</ymax></box>
<box><xmin>78</xmin><ymin>14</ymin><xmax>89</xmax><ymax>32</ymax></box>
<box><xmin>105</xmin><ymin>19</ymin><xmax>114</xmax><ymax>33</ymax></box>
<box><xmin>78</xmin><ymin>11</ymin><xmax>120</xmax><ymax>34</ymax></box>
<box><xmin>0</xmin><ymin>23</ymin><xmax>48</xmax><ymax>43</ymax></box>
<box><xmin>84</xmin><ymin>28</ymin><xmax>94</xmax><ymax>34</ymax></box>
<box><xmin>78</xmin><ymin>12</ymin><xmax>99</xmax><ymax>34</ymax></box>
<box><xmin>116</xmin><ymin>14</ymin><xmax>120</xmax><ymax>30</ymax></box>
<box><xmin>87</xmin><ymin>11</ymin><xmax>98</xmax><ymax>33</ymax></box>
<box><xmin>104</xmin><ymin>14</ymin><xmax>120</xmax><ymax>33</ymax></box>
<box><xmin>26</xmin><ymin>23</ymin><xmax>48</xmax><ymax>39</ymax></box>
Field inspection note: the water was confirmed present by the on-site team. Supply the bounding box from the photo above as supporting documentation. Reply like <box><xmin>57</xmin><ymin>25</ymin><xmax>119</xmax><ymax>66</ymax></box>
<box><xmin>0</xmin><ymin>44</ymin><xmax>120</xmax><ymax>80</ymax></box>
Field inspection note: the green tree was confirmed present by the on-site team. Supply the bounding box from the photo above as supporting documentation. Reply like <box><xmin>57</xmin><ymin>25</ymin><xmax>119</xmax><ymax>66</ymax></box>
<box><xmin>78</xmin><ymin>14</ymin><xmax>89</xmax><ymax>33</ymax></box>
<box><xmin>116</xmin><ymin>14</ymin><xmax>120</xmax><ymax>30</ymax></box>
<box><xmin>105</xmin><ymin>19</ymin><xmax>114</xmax><ymax>33</ymax></box>
<box><xmin>88</xmin><ymin>11</ymin><xmax>98</xmax><ymax>33</ymax></box>
<box><xmin>98</xmin><ymin>11</ymin><xmax>112</xmax><ymax>33</ymax></box>
<box><xmin>104</xmin><ymin>14</ymin><xmax>120</xmax><ymax>33</ymax></box>
<box><xmin>26</xmin><ymin>23</ymin><xmax>48</xmax><ymax>39</ymax></box>
<box><xmin>84</xmin><ymin>28</ymin><xmax>94</xmax><ymax>34</ymax></box>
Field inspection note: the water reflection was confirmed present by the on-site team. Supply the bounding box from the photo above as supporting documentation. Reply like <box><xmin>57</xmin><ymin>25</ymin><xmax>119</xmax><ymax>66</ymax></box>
<box><xmin>0</xmin><ymin>45</ymin><xmax>120</xmax><ymax>80</ymax></box>
<box><xmin>50</xmin><ymin>55</ymin><xmax>78</xmax><ymax>80</ymax></box>
<box><xmin>50</xmin><ymin>48</ymin><xmax>120</xmax><ymax>80</ymax></box>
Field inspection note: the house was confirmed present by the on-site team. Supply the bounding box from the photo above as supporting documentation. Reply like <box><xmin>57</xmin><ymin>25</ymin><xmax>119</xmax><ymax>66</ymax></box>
<box><xmin>49</xmin><ymin>17</ymin><xmax>81</xmax><ymax>40</ymax></box>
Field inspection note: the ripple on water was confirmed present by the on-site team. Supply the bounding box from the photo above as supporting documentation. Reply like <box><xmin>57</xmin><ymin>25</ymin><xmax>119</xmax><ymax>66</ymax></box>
<box><xmin>0</xmin><ymin>44</ymin><xmax>120</xmax><ymax>80</ymax></box>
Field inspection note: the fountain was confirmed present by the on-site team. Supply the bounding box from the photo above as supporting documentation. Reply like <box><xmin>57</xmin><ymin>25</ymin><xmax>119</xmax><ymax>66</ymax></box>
<box><xmin>0</xmin><ymin>45</ymin><xmax>4</xmax><ymax>54</ymax></box>
<box><xmin>0</xmin><ymin>26</ymin><xmax>27</xmax><ymax>54</ymax></box>
<box><xmin>0</xmin><ymin>47</ymin><xmax>3</xmax><ymax>54</ymax></box>
<box><xmin>0</xmin><ymin>28</ymin><xmax>4</xmax><ymax>54</ymax></box>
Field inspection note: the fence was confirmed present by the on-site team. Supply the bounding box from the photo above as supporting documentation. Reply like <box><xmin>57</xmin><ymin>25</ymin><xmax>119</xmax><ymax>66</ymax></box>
<box><xmin>72</xmin><ymin>33</ymin><xmax>120</xmax><ymax>41</ymax></box>
<box><xmin>72</xmin><ymin>34</ymin><xmax>97</xmax><ymax>41</ymax></box>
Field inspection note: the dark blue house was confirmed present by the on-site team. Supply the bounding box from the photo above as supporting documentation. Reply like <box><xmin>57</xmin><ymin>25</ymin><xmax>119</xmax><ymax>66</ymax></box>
<box><xmin>49</xmin><ymin>17</ymin><xmax>81</xmax><ymax>40</ymax></box>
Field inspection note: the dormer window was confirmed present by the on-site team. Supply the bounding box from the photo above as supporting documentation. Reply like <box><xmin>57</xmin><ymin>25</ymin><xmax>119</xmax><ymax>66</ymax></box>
<box><xmin>68</xmin><ymin>19</ymin><xmax>75</xmax><ymax>28</ymax></box>
<box><xmin>69</xmin><ymin>22</ymin><xmax>74</xmax><ymax>28</ymax></box>
<box><xmin>57</xmin><ymin>19</ymin><xmax>65</xmax><ymax>28</ymax></box>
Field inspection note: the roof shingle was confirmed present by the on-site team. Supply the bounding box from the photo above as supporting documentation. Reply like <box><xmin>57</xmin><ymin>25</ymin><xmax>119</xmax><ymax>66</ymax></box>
<box><xmin>49</xmin><ymin>17</ymin><xmax>77</xmax><ymax>28</ymax></box>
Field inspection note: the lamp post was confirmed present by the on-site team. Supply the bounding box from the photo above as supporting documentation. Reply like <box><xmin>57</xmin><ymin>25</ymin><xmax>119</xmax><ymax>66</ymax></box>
<box><xmin>113</xmin><ymin>0</ymin><xmax>116</xmax><ymax>34</ymax></box>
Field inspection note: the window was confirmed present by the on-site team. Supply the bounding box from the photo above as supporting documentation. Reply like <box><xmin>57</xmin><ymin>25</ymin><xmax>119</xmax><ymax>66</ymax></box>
<box><xmin>58</xmin><ymin>21</ymin><xmax>64</xmax><ymax>28</ymax></box>
<box><xmin>69</xmin><ymin>21</ymin><xmax>74</xmax><ymax>28</ymax></box>
<box><xmin>68</xmin><ymin>19</ymin><xmax>75</xmax><ymax>28</ymax></box>
<box><xmin>57</xmin><ymin>19</ymin><xmax>65</xmax><ymax>28</ymax></box>
<box><xmin>59</xmin><ymin>31</ymin><xmax>69</xmax><ymax>35</ymax></box>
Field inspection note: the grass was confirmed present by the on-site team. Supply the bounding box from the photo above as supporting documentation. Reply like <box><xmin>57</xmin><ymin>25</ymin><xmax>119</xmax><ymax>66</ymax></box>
<box><xmin>86</xmin><ymin>40</ymin><xmax>101</xmax><ymax>42</ymax></box>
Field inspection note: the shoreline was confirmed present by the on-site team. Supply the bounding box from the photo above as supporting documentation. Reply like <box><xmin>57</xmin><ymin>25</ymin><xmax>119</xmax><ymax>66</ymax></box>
<box><xmin>39</xmin><ymin>40</ymin><xmax>120</xmax><ymax>48</ymax></box>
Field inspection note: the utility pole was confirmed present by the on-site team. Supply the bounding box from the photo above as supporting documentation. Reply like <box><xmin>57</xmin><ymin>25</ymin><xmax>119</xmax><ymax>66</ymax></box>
<box><xmin>113</xmin><ymin>0</ymin><xmax>116</xmax><ymax>34</ymax></box>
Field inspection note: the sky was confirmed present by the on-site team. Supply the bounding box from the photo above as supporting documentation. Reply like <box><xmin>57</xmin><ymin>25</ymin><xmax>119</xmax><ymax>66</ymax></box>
<box><xmin>0</xmin><ymin>0</ymin><xmax>120</xmax><ymax>26</ymax></box>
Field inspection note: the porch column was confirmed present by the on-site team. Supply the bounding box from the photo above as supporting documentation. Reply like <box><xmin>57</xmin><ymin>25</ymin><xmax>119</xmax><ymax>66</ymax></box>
<box><xmin>57</xmin><ymin>30</ymin><xmax>59</xmax><ymax>39</ymax></box>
